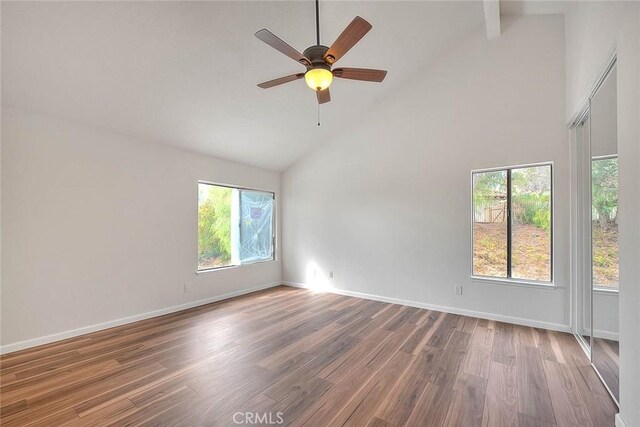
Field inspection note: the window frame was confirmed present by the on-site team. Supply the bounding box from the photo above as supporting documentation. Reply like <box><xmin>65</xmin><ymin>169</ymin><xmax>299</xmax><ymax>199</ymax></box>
<box><xmin>197</xmin><ymin>180</ymin><xmax>276</xmax><ymax>274</ymax></box>
<box><xmin>470</xmin><ymin>162</ymin><xmax>554</xmax><ymax>287</ymax></box>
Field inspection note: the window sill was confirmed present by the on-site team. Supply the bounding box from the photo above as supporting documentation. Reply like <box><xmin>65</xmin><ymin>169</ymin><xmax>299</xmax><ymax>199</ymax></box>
<box><xmin>470</xmin><ymin>275</ymin><xmax>556</xmax><ymax>289</ymax></box>
<box><xmin>593</xmin><ymin>287</ymin><xmax>619</xmax><ymax>296</ymax></box>
<box><xmin>196</xmin><ymin>258</ymin><xmax>276</xmax><ymax>275</ymax></box>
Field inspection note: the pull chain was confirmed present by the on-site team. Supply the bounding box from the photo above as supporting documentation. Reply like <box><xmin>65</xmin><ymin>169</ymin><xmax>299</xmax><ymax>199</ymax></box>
<box><xmin>317</xmin><ymin>102</ymin><xmax>321</xmax><ymax>126</ymax></box>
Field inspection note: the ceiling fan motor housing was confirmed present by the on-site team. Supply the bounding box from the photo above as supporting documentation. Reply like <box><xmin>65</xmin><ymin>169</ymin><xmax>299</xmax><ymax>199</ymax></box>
<box><xmin>303</xmin><ymin>45</ymin><xmax>332</xmax><ymax>70</ymax></box>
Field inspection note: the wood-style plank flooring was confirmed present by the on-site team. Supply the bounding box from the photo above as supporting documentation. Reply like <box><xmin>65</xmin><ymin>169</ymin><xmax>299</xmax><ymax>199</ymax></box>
<box><xmin>0</xmin><ymin>286</ymin><xmax>618</xmax><ymax>426</ymax></box>
<box><xmin>592</xmin><ymin>337</ymin><xmax>619</xmax><ymax>402</ymax></box>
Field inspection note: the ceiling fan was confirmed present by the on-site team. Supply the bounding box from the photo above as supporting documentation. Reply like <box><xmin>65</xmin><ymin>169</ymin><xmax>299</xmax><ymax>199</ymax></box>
<box><xmin>255</xmin><ymin>0</ymin><xmax>387</xmax><ymax>105</ymax></box>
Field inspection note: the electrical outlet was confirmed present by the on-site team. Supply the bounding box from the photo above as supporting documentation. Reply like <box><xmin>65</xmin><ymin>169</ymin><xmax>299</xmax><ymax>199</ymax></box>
<box><xmin>184</xmin><ymin>283</ymin><xmax>191</xmax><ymax>293</ymax></box>
<box><xmin>329</xmin><ymin>271</ymin><xmax>334</xmax><ymax>279</ymax></box>
<box><xmin>454</xmin><ymin>285</ymin><xmax>463</xmax><ymax>295</ymax></box>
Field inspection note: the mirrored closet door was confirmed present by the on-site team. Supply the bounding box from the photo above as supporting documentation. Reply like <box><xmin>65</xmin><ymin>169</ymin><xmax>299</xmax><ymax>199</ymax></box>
<box><xmin>589</xmin><ymin>64</ymin><xmax>619</xmax><ymax>403</ymax></box>
<box><xmin>572</xmin><ymin>60</ymin><xmax>619</xmax><ymax>405</ymax></box>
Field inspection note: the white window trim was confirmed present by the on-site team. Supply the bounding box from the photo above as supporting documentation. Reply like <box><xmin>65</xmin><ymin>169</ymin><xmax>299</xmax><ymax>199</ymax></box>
<box><xmin>593</xmin><ymin>287</ymin><xmax>619</xmax><ymax>295</ymax></box>
<box><xmin>196</xmin><ymin>258</ymin><xmax>276</xmax><ymax>275</ymax></box>
<box><xmin>197</xmin><ymin>181</ymin><xmax>276</xmax><ymax>273</ymax></box>
<box><xmin>470</xmin><ymin>275</ymin><xmax>556</xmax><ymax>289</ymax></box>
<box><xmin>470</xmin><ymin>161</ymin><xmax>554</xmax><ymax>286</ymax></box>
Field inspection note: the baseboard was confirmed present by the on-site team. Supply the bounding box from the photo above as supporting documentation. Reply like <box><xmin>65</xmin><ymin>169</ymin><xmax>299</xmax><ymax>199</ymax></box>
<box><xmin>615</xmin><ymin>413</ymin><xmax>627</xmax><ymax>427</ymax></box>
<box><xmin>284</xmin><ymin>281</ymin><xmax>571</xmax><ymax>333</ymax></box>
<box><xmin>580</xmin><ymin>327</ymin><xmax>620</xmax><ymax>341</ymax></box>
<box><xmin>0</xmin><ymin>281</ymin><xmax>281</xmax><ymax>355</ymax></box>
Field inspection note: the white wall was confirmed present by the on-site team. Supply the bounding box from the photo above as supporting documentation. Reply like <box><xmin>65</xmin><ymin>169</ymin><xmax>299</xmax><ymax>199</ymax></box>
<box><xmin>592</xmin><ymin>292</ymin><xmax>619</xmax><ymax>339</ymax></box>
<box><xmin>283</xmin><ymin>15</ymin><xmax>569</xmax><ymax>329</ymax></box>
<box><xmin>1</xmin><ymin>108</ymin><xmax>282</xmax><ymax>352</ymax></box>
<box><xmin>590</xmin><ymin>69</ymin><xmax>617</xmax><ymax>158</ymax></box>
<box><xmin>565</xmin><ymin>3</ymin><xmax>640</xmax><ymax>426</ymax></box>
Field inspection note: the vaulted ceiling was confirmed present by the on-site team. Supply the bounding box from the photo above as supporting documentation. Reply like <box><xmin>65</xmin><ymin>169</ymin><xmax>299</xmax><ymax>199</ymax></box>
<box><xmin>2</xmin><ymin>1</ymin><xmax>485</xmax><ymax>170</ymax></box>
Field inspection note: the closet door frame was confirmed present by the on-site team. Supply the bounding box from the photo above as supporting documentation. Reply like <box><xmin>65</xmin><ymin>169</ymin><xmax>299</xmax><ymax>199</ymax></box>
<box><xmin>569</xmin><ymin>52</ymin><xmax>619</xmax><ymax>408</ymax></box>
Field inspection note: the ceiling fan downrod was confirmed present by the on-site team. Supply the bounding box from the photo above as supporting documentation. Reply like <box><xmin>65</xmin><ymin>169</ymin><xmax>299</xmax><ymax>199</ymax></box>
<box><xmin>315</xmin><ymin>0</ymin><xmax>320</xmax><ymax>46</ymax></box>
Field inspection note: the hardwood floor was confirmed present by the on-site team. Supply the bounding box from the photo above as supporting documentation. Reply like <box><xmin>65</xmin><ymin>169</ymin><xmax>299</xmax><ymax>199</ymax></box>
<box><xmin>0</xmin><ymin>286</ymin><xmax>617</xmax><ymax>426</ymax></box>
<box><xmin>592</xmin><ymin>337</ymin><xmax>619</xmax><ymax>402</ymax></box>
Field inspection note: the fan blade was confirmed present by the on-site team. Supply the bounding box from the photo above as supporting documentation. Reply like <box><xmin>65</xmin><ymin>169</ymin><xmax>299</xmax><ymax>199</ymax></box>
<box><xmin>333</xmin><ymin>67</ymin><xmax>387</xmax><ymax>82</ymax></box>
<box><xmin>258</xmin><ymin>73</ymin><xmax>304</xmax><ymax>89</ymax></box>
<box><xmin>255</xmin><ymin>29</ymin><xmax>310</xmax><ymax>66</ymax></box>
<box><xmin>317</xmin><ymin>88</ymin><xmax>331</xmax><ymax>104</ymax></box>
<box><xmin>323</xmin><ymin>17</ymin><xmax>372</xmax><ymax>64</ymax></box>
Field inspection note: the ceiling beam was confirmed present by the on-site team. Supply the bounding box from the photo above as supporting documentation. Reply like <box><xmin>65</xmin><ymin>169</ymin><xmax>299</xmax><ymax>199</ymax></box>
<box><xmin>483</xmin><ymin>0</ymin><xmax>501</xmax><ymax>40</ymax></box>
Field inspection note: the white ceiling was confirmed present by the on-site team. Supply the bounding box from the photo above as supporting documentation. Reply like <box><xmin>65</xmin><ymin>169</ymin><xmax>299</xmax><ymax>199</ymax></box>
<box><xmin>2</xmin><ymin>1</ymin><xmax>484</xmax><ymax>171</ymax></box>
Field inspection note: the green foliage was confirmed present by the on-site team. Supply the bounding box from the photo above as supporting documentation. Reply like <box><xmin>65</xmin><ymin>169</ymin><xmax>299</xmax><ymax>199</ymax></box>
<box><xmin>532</xmin><ymin>206</ymin><xmax>551</xmax><ymax>231</ymax></box>
<box><xmin>511</xmin><ymin>166</ymin><xmax>550</xmax><ymax>195</ymax></box>
<box><xmin>512</xmin><ymin>193</ymin><xmax>551</xmax><ymax>231</ymax></box>
<box><xmin>593</xmin><ymin>253</ymin><xmax>612</xmax><ymax>268</ymax></box>
<box><xmin>198</xmin><ymin>186</ymin><xmax>232</xmax><ymax>263</ymax></box>
<box><xmin>592</xmin><ymin>225</ymin><xmax>619</xmax><ymax>287</ymax></box>
<box><xmin>473</xmin><ymin>167</ymin><xmax>551</xmax><ymax>228</ymax></box>
<box><xmin>473</xmin><ymin>170</ymin><xmax>506</xmax><ymax>207</ymax></box>
<box><xmin>592</xmin><ymin>158</ymin><xmax>618</xmax><ymax>228</ymax></box>
<box><xmin>511</xmin><ymin>166</ymin><xmax>551</xmax><ymax>231</ymax></box>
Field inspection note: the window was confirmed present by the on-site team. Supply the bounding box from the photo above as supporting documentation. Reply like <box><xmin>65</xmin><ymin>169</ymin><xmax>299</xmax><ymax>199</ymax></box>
<box><xmin>198</xmin><ymin>182</ymin><xmax>275</xmax><ymax>271</ymax></box>
<box><xmin>591</xmin><ymin>156</ymin><xmax>618</xmax><ymax>289</ymax></box>
<box><xmin>472</xmin><ymin>164</ymin><xmax>552</xmax><ymax>283</ymax></box>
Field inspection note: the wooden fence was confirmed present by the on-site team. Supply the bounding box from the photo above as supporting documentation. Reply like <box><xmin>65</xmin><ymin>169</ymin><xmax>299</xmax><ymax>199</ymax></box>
<box><xmin>474</xmin><ymin>201</ymin><xmax>506</xmax><ymax>223</ymax></box>
<box><xmin>474</xmin><ymin>198</ymin><xmax>549</xmax><ymax>224</ymax></box>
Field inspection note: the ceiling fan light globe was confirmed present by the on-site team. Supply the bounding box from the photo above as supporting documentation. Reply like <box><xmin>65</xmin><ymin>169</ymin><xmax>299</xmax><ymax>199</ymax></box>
<box><xmin>305</xmin><ymin>68</ymin><xmax>333</xmax><ymax>91</ymax></box>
